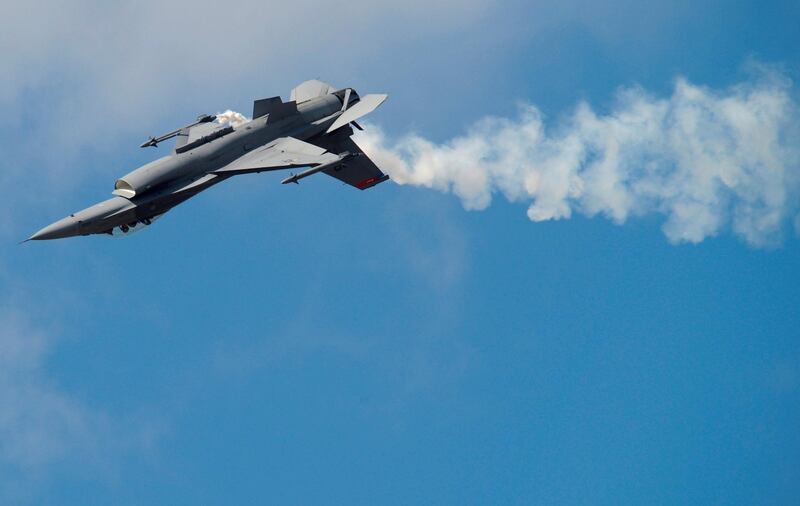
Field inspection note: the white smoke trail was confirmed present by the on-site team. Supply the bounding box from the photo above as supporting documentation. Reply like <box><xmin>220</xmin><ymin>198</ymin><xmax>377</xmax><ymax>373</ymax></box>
<box><xmin>215</xmin><ymin>109</ymin><xmax>250</xmax><ymax>127</ymax></box>
<box><xmin>357</xmin><ymin>68</ymin><xmax>800</xmax><ymax>247</ymax></box>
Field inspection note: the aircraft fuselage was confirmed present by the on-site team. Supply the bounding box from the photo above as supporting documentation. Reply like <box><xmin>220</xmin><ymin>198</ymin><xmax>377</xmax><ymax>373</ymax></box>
<box><xmin>30</xmin><ymin>94</ymin><xmax>344</xmax><ymax>240</ymax></box>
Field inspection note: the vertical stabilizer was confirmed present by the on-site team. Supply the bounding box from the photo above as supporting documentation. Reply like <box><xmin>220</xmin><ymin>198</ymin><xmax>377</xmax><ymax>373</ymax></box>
<box><xmin>290</xmin><ymin>80</ymin><xmax>336</xmax><ymax>103</ymax></box>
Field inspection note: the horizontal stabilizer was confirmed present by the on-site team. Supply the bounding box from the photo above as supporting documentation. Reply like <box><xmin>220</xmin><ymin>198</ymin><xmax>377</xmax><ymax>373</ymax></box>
<box><xmin>310</xmin><ymin>130</ymin><xmax>390</xmax><ymax>190</ymax></box>
<box><xmin>326</xmin><ymin>94</ymin><xmax>388</xmax><ymax>133</ymax></box>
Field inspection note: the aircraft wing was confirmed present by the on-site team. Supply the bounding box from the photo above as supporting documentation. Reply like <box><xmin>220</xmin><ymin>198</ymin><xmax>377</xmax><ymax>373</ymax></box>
<box><xmin>213</xmin><ymin>137</ymin><xmax>339</xmax><ymax>175</ymax></box>
<box><xmin>214</xmin><ymin>132</ymin><xmax>389</xmax><ymax>190</ymax></box>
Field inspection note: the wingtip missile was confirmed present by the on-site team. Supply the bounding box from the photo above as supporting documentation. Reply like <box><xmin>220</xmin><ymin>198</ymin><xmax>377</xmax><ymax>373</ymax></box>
<box><xmin>282</xmin><ymin>173</ymin><xmax>301</xmax><ymax>185</ymax></box>
<box><xmin>140</xmin><ymin>114</ymin><xmax>217</xmax><ymax>148</ymax></box>
<box><xmin>280</xmin><ymin>153</ymin><xmax>355</xmax><ymax>185</ymax></box>
<box><xmin>140</xmin><ymin>136</ymin><xmax>159</xmax><ymax>148</ymax></box>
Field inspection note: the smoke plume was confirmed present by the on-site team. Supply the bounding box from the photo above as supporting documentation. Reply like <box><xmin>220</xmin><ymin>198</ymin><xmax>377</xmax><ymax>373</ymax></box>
<box><xmin>356</xmin><ymin>68</ymin><xmax>800</xmax><ymax>247</ymax></box>
<box><xmin>216</xmin><ymin>109</ymin><xmax>249</xmax><ymax>127</ymax></box>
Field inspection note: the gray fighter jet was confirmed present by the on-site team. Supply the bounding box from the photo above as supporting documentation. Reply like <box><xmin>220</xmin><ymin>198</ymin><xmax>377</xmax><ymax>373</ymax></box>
<box><xmin>28</xmin><ymin>80</ymin><xmax>389</xmax><ymax>241</ymax></box>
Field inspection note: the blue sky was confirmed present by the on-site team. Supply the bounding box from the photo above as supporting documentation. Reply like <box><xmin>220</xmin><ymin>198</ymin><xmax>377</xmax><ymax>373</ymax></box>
<box><xmin>1</xmin><ymin>1</ymin><xmax>799</xmax><ymax>504</ymax></box>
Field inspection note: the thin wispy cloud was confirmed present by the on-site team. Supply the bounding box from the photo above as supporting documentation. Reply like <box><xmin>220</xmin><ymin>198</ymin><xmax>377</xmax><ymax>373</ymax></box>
<box><xmin>0</xmin><ymin>308</ymin><xmax>161</xmax><ymax>500</ymax></box>
<box><xmin>0</xmin><ymin>311</ymin><xmax>95</xmax><ymax>470</ymax></box>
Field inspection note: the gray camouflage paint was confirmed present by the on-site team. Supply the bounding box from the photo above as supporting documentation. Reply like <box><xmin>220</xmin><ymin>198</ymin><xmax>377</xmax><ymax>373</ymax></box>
<box><xmin>28</xmin><ymin>80</ymin><xmax>388</xmax><ymax>241</ymax></box>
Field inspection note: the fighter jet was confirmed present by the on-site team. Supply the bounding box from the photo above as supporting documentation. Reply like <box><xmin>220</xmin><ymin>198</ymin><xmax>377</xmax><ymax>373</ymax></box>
<box><xmin>27</xmin><ymin>80</ymin><xmax>390</xmax><ymax>241</ymax></box>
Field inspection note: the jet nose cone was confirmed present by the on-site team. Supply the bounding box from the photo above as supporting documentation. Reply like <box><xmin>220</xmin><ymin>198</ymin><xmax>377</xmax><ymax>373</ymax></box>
<box><xmin>29</xmin><ymin>216</ymin><xmax>79</xmax><ymax>241</ymax></box>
